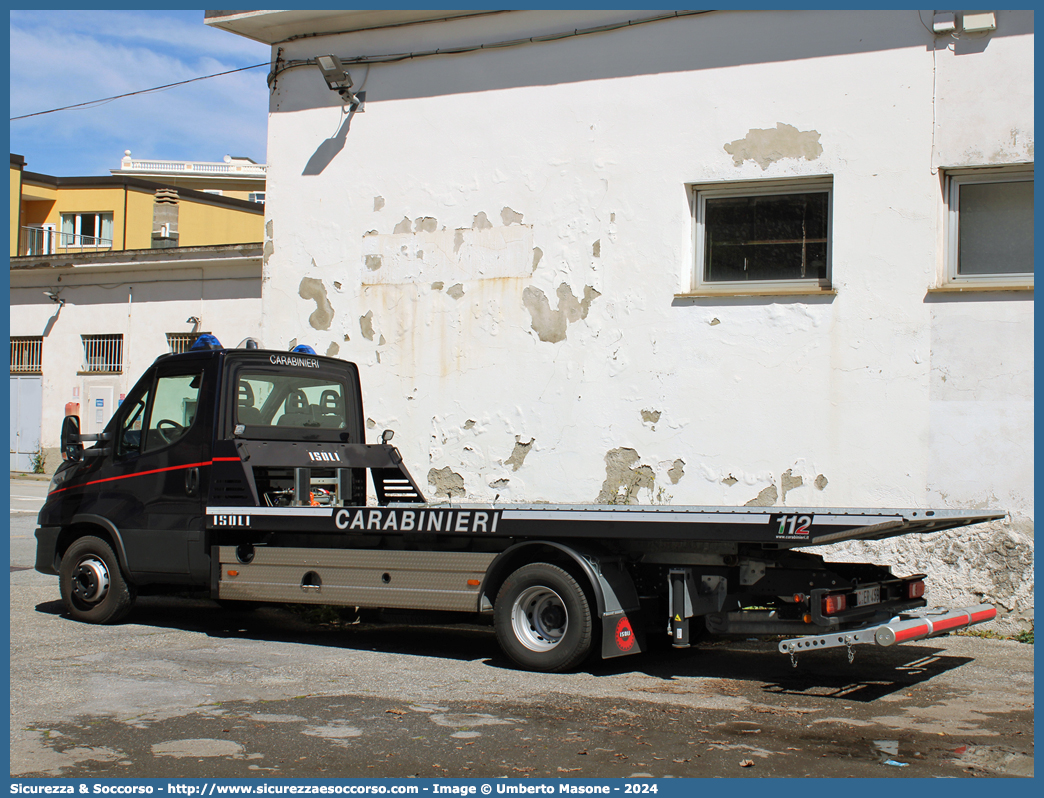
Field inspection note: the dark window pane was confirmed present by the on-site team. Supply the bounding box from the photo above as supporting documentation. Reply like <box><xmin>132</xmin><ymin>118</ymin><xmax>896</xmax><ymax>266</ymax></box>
<box><xmin>80</xmin><ymin>214</ymin><xmax>97</xmax><ymax>239</ymax></box>
<box><xmin>958</xmin><ymin>181</ymin><xmax>1033</xmax><ymax>275</ymax></box>
<box><xmin>704</xmin><ymin>192</ymin><xmax>828</xmax><ymax>282</ymax></box>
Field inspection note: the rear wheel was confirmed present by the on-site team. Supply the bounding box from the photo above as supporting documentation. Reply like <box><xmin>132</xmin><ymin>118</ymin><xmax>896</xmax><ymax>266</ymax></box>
<box><xmin>59</xmin><ymin>536</ymin><xmax>134</xmax><ymax>624</ymax></box>
<box><xmin>494</xmin><ymin>562</ymin><xmax>593</xmax><ymax>672</ymax></box>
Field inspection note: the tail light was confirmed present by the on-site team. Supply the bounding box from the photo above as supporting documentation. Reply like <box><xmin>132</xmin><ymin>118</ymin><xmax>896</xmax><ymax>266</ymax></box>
<box><xmin>907</xmin><ymin>580</ymin><xmax>925</xmax><ymax>599</ymax></box>
<box><xmin>822</xmin><ymin>594</ymin><xmax>847</xmax><ymax>615</ymax></box>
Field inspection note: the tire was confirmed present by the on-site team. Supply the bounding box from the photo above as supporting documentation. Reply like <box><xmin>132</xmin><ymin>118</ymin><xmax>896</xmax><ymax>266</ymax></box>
<box><xmin>59</xmin><ymin>536</ymin><xmax>134</xmax><ymax>624</ymax></box>
<box><xmin>494</xmin><ymin>562</ymin><xmax>594</xmax><ymax>672</ymax></box>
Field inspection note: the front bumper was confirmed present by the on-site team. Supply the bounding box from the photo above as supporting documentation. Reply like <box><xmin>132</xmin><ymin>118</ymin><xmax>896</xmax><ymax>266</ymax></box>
<box><xmin>778</xmin><ymin>604</ymin><xmax>997</xmax><ymax>656</ymax></box>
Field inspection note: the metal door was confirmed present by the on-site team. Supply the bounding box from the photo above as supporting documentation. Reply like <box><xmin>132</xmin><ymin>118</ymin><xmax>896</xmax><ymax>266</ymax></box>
<box><xmin>84</xmin><ymin>385</ymin><xmax>114</xmax><ymax>435</ymax></box>
<box><xmin>9</xmin><ymin>376</ymin><xmax>42</xmax><ymax>472</ymax></box>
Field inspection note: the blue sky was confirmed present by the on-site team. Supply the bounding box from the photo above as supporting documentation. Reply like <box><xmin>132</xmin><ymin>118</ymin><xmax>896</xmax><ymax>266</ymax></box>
<box><xmin>10</xmin><ymin>10</ymin><xmax>272</xmax><ymax>177</ymax></box>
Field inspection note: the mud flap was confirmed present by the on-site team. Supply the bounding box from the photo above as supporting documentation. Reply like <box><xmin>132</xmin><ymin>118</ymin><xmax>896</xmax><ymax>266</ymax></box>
<box><xmin>594</xmin><ymin>558</ymin><xmax>646</xmax><ymax>659</ymax></box>
<box><xmin>601</xmin><ymin>610</ymin><xmax>646</xmax><ymax>659</ymax></box>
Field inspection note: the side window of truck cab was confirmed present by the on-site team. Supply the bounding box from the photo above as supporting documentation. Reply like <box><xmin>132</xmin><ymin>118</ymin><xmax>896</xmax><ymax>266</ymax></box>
<box><xmin>117</xmin><ymin>390</ymin><xmax>150</xmax><ymax>458</ymax></box>
<box><xmin>115</xmin><ymin>370</ymin><xmax>203</xmax><ymax>458</ymax></box>
<box><xmin>142</xmin><ymin>372</ymin><xmax>202</xmax><ymax>452</ymax></box>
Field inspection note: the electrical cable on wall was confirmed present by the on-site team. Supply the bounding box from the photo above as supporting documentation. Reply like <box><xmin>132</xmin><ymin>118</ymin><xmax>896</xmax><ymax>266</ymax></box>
<box><xmin>269</xmin><ymin>10</ymin><xmax>717</xmax><ymax>82</ymax></box>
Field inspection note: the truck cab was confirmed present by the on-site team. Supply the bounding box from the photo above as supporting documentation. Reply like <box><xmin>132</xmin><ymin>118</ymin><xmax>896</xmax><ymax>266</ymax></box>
<box><xmin>35</xmin><ymin>346</ymin><xmax>374</xmax><ymax>621</ymax></box>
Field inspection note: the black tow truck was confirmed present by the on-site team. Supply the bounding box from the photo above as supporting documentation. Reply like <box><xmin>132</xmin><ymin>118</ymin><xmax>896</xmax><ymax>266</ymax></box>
<box><xmin>36</xmin><ymin>342</ymin><xmax>1002</xmax><ymax>671</ymax></box>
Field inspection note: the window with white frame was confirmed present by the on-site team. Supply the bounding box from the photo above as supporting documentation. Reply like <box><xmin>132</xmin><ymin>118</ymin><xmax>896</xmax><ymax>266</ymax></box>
<box><xmin>60</xmin><ymin>212</ymin><xmax>113</xmax><ymax>248</ymax></box>
<box><xmin>81</xmin><ymin>334</ymin><xmax>123</xmax><ymax>373</ymax></box>
<box><xmin>691</xmin><ymin>178</ymin><xmax>832</xmax><ymax>293</ymax></box>
<box><xmin>248</xmin><ymin>192</ymin><xmax>265</xmax><ymax>204</ymax></box>
<box><xmin>10</xmin><ymin>337</ymin><xmax>42</xmax><ymax>374</ymax></box>
<box><xmin>945</xmin><ymin>166</ymin><xmax>1033</xmax><ymax>287</ymax></box>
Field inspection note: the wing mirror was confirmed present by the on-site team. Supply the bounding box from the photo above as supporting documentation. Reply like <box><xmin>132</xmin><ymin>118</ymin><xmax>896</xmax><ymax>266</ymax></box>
<box><xmin>61</xmin><ymin>414</ymin><xmax>111</xmax><ymax>461</ymax></box>
<box><xmin>61</xmin><ymin>415</ymin><xmax>83</xmax><ymax>462</ymax></box>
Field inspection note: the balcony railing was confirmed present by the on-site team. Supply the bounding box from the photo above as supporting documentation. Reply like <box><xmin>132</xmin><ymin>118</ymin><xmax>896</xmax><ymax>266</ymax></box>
<box><xmin>117</xmin><ymin>158</ymin><xmax>267</xmax><ymax>177</ymax></box>
<box><xmin>18</xmin><ymin>226</ymin><xmax>113</xmax><ymax>256</ymax></box>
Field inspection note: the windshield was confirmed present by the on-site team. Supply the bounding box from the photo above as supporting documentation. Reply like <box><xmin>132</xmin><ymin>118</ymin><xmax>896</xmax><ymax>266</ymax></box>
<box><xmin>235</xmin><ymin>372</ymin><xmax>348</xmax><ymax>432</ymax></box>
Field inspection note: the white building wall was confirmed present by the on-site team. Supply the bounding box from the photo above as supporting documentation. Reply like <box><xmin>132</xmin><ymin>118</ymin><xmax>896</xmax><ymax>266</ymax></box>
<box><xmin>259</xmin><ymin>10</ymin><xmax>1033</xmax><ymax>628</ymax></box>
<box><xmin>10</xmin><ymin>258</ymin><xmax>262</xmax><ymax>468</ymax></box>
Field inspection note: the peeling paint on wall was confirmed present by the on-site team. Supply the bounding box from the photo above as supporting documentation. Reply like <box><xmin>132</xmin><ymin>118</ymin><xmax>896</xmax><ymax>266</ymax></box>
<box><xmin>501</xmin><ymin>207</ymin><xmax>524</xmax><ymax>226</ymax></box>
<box><xmin>723</xmin><ymin>474</ymin><xmax>738</xmax><ymax>486</ymax></box>
<box><xmin>446</xmin><ymin>284</ymin><xmax>465</xmax><ymax>300</ymax></box>
<box><xmin>667</xmin><ymin>459</ymin><xmax>685</xmax><ymax>485</ymax></box>
<box><xmin>597</xmin><ymin>448</ymin><xmax>656</xmax><ymax>504</ymax></box>
<box><xmin>463</xmin><ymin>419</ymin><xmax>476</xmax><ymax>430</ymax></box>
<box><xmin>490</xmin><ymin>478</ymin><xmax>509</xmax><ymax>489</ymax></box>
<box><xmin>373</xmin><ymin>196</ymin><xmax>385</xmax><ymax>211</ymax></box>
<box><xmin>298</xmin><ymin>277</ymin><xmax>334</xmax><ymax>331</ymax></box>
<box><xmin>641</xmin><ymin>409</ymin><xmax>661</xmax><ymax>425</ymax></box>
<box><xmin>472</xmin><ymin>211</ymin><xmax>493</xmax><ymax>231</ymax></box>
<box><xmin>504</xmin><ymin>436</ymin><xmax>535</xmax><ymax>471</ymax></box>
<box><xmin>362</xmin><ymin>216</ymin><xmax>532</xmax><ymax>286</ymax></box>
<box><xmin>592</xmin><ymin>239</ymin><xmax>600</xmax><ymax>257</ymax></box>
<box><xmin>428</xmin><ymin>466</ymin><xmax>466</xmax><ymax>498</ymax></box>
<box><xmin>522</xmin><ymin>283</ymin><xmax>601</xmax><ymax>343</ymax></box>
<box><xmin>744</xmin><ymin>484</ymin><xmax>778</xmax><ymax>507</ymax></box>
<box><xmin>325</xmin><ymin>342</ymin><xmax>339</xmax><ymax>358</ymax></box>
<box><xmin>532</xmin><ymin>247</ymin><xmax>543</xmax><ymax>271</ymax></box>
<box><xmin>781</xmin><ymin>468</ymin><xmax>803</xmax><ymax>503</ymax></box>
<box><xmin>360</xmin><ymin>311</ymin><xmax>375</xmax><ymax>341</ymax></box>
<box><xmin>724</xmin><ymin>123</ymin><xmax>823</xmax><ymax>169</ymax></box>
<box><xmin>814</xmin><ymin>474</ymin><xmax>828</xmax><ymax>490</ymax></box>
<box><xmin>431</xmin><ymin>282</ymin><xmax>444</xmax><ymax>291</ymax></box>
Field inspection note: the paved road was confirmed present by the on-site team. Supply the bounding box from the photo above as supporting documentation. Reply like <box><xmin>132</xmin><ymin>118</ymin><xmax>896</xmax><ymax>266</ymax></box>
<box><xmin>10</xmin><ymin>475</ymin><xmax>48</xmax><ymax>570</ymax></box>
<box><xmin>9</xmin><ymin>478</ymin><xmax>1033</xmax><ymax>780</ymax></box>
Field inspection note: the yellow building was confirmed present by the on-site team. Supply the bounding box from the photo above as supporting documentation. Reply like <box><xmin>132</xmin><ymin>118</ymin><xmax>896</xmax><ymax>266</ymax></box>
<box><xmin>10</xmin><ymin>152</ymin><xmax>265</xmax><ymax>473</ymax></box>
<box><xmin>11</xmin><ymin>153</ymin><xmax>265</xmax><ymax>257</ymax></box>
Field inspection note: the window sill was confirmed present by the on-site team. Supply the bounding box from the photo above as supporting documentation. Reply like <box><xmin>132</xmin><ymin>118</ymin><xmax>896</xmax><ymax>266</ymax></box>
<box><xmin>676</xmin><ymin>286</ymin><xmax>837</xmax><ymax>299</ymax></box>
<box><xmin>928</xmin><ymin>283</ymin><xmax>1033</xmax><ymax>294</ymax></box>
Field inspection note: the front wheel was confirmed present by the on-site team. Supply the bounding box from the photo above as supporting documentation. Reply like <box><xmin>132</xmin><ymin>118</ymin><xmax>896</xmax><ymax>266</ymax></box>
<box><xmin>494</xmin><ymin>562</ymin><xmax>593</xmax><ymax>672</ymax></box>
<box><xmin>59</xmin><ymin>536</ymin><xmax>134</xmax><ymax>624</ymax></box>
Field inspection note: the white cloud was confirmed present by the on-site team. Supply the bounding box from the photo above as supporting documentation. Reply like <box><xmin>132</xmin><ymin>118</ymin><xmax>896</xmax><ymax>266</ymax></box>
<box><xmin>10</xmin><ymin>10</ymin><xmax>271</xmax><ymax>176</ymax></box>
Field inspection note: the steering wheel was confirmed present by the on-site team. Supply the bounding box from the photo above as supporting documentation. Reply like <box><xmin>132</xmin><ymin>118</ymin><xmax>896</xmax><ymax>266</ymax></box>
<box><xmin>156</xmin><ymin>419</ymin><xmax>184</xmax><ymax>444</ymax></box>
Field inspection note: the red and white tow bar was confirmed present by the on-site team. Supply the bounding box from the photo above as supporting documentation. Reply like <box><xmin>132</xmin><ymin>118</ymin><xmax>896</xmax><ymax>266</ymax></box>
<box><xmin>778</xmin><ymin>604</ymin><xmax>997</xmax><ymax>664</ymax></box>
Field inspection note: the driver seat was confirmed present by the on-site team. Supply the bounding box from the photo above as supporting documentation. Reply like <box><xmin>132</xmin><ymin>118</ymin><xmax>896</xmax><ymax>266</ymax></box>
<box><xmin>237</xmin><ymin>383</ymin><xmax>263</xmax><ymax>425</ymax></box>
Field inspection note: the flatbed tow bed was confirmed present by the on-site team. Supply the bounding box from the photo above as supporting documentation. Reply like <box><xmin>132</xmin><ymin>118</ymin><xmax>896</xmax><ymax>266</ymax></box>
<box><xmin>36</xmin><ymin>344</ymin><xmax>1005</xmax><ymax>672</ymax></box>
<box><xmin>206</xmin><ymin>501</ymin><xmax>1000</xmax><ymax>546</ymax></box>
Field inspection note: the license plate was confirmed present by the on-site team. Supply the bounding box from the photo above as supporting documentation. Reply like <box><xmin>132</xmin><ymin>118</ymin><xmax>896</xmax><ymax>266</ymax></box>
<box><xmin>855</xmin><ymin>586</ymin><xmax>880</xmax><ymax>606</ymax></box>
